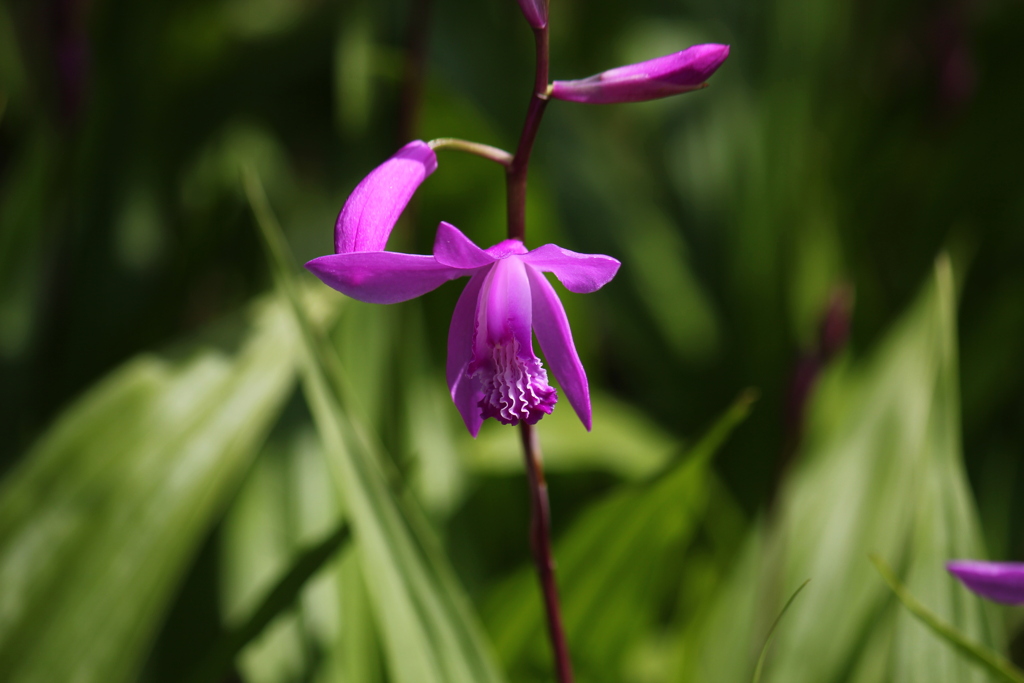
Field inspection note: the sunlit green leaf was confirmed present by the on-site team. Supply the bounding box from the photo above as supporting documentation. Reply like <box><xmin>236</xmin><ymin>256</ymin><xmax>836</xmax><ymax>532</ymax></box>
<box><xmin>870</xmin><ymin>554</ymin><xmax>1024</xmax><ymax>683</ymax></box>
<box><xmin>684</xmin><ymin>258</ymin><xmax>1003</xmax><ymax>683</ymax></box>
<box><xmin>486</xmin><ymin>390</ymin><xmax>755</xmax><ymax>679</ymax></box>
<box><xmin>0</xmin><ymin>288</ymin><xmax>328</xmax><ymax>683</ymax></box>
<box><xmin>247</xmin><ymin>169</ymin><xmax>507</xmax><ymax>683</ymax></box>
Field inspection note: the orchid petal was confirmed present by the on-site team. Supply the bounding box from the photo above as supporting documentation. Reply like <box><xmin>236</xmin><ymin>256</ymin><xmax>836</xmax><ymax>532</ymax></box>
<box><xmin>551</xmin><ymin>44</ymin><xmax>730</xmax><ymax>104</ymax></box>
<box><xmin>947</xmin><ymin>560</ymin><xmax>1024</xmax><ymax>605</ymax></box>
<box><xmin>526</xmin><ymin>265</ymin><xmax>591</xmax><ymax>430</ymax></box>
<box><xmin>477</xmin><ymin>257</ymin><xmax>535</xmax><ymax>361</ymax></box>
<box><xmin>305</xmin><ymin>252</ymin><xmax>462</xmax><ymax>304</ymax></box>
<box><xmin>448</xmin><ymin>270</ymin><xmax>489</xmax><ymax>436</ymax></box>
<box><xmin>335</xmin><ymin>140</ymin><xmax>437</xmax><ymax>254</ymax></box>
<box><xmin>521</xmin><ymin>244</ymin><xmax>621</xmax><ymax>293</ymax></box>
<box><xmin>433</xmin><ymin>221</ymin><xmax>497</xmax><ymax>269</ymax></box>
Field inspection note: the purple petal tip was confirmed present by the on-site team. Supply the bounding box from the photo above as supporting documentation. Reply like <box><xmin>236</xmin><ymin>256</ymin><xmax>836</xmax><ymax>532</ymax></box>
<box><xmin>947</xmin><ymin>560</ymin><xmax>1024</xmax><ymax>605</ymax></box>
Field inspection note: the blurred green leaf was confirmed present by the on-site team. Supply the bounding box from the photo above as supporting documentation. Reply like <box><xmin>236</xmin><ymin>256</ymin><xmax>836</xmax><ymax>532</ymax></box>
<box><xmin>192</xmin><ymin>520</ymin><xmax>350</xmax><ymax>683</ymax></box>
<box><xmin>684</xmin><ymin>258</ymin><xmax>1003</xmax><ymax>683</ymax></box>
<box><xmin>247</xmin><ymin>168</ymin><xmax>507</xmax><ymax>683</ymax></box>
<box><xmin>0</xmin><ymin>290</ymin><xmax>322</xmax><ymax>683</ymax></box>
<box><xmin>486</xmin><ymin>390</ymin><xmax>755</xmax><ymax>679</ymax></box>
<box><xmin>870</xmin><ymin>554</ymin><xmax>1024</xmax><ymax>683</ymax></box>
<box><xmin>218</xmin><ymin>424</ymin><xmax>356</xmax><ymax>683</ymax></box>
<box><xmin>466</xmin><ymin>390</ymin><xmax>681</xmax><ymax>482</ymax></box>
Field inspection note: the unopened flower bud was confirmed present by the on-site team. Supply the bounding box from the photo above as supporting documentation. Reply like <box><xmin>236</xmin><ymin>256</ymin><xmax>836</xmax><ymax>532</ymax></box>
<box><xmin>550</xmin><ymin>44</ymin><xmax>730</xmax><ymax>104</ymax></box>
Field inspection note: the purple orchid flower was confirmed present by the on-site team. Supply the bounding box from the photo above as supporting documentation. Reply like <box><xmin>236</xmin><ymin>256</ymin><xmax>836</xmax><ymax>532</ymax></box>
<box><xmin>334</xmin><ymin>140</ymin><xmax>438</xmax><ymax>254</ymax></box>
<box><xmin>550</xmin><ymin>43</ymin><xmax>731</xmax><ymax>104</ymax></box>
<box><xmin>306</xmin><ymin>221</ymin><xmax>620</xmax><ymax>436</ymax></box>
<box><xmin>516</xmin><ymin>0</ymin><xmax>548</xmax><ymax>29</ymax></box>
<box><xmin>947</xmin><ymin>560</ymin><xmax>1024</xmax><ymax>605</ymax></box>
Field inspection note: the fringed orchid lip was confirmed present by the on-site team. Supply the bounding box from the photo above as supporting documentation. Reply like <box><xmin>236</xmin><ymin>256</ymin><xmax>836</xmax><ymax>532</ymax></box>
<box><xmin>947</xmin><ymin>560</ymin><xmax>1024</xmax><ymax>605</ymax></box>
<box><xmin>334</xmin><ymin>140</ymin><xmax>437</xmax><ymax>254</ymax></box>
<box><xmin>306</xmin><ymin>221</ymin><xmax>620</xmax><ymax>436</ymax></box>
<box><xmin>550</xmin><ymin>43</ymin><xmax>731</xmax><ymax>104</ymax></box>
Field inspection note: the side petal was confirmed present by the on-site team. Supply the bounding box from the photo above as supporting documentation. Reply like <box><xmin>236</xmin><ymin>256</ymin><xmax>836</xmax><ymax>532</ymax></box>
<box><xmin>947</xmin><ymin>560</ymin><xmax>1024</xmax><ymax>604</ymax></box>
<box><xmin>448</xmin><ymin>270</ymin><xmax>489</xmax><ymax>436</ymax></box>
<box><xmin>521</xmin><ymin>244</ymin><xmax>621</xmax><ymax>293</ymax></box>
<box><xmin>335</xmin><ymin>140</ymin><xmax>438</xmax><ymax>254</ymax></box>
<box><xmin>433</xmin><ymin>221</ymin><xmax>496</xmax><ymax>269</ymax></box>
<box><xmin>306</xmin><ymin>252</ymin><xmax>464</xmax><ymax>304</ymax></box>
<box><xmin>526</xmin><ymin>265</ymin><xmax>591</xmax><ymax>430</ymax></box>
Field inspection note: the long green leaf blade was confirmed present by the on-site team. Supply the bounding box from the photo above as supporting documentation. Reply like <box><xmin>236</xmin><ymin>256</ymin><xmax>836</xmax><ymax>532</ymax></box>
<box><xmin>870</xmin><ymin>555</ymin><xmax>1024</xmax><ymax>683</ymax></box>
<box><xmin>0</xmin><ymin>292</ymin><xmax>308</xmax><ymax>683</ymax></box>
<box><xmin>245</xmin><ymin>168</ymin><xmax>507</xmax><ymax>683</ymax></box>
<box><xmin>752</xmin><ymin>579</ymin><xmax>810</xmax><ymax>683</ymax></box>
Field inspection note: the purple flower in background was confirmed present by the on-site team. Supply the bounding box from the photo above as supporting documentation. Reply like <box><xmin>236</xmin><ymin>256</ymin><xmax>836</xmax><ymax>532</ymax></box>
<box><xmin>307</xmin><ymin>222</ymin><xmax>619</xmax><ymax>435</ymax></box>
<box><xmin>516</xmin><ymin>0</ymin><xmax>548</xmax><ymax>29</ymax></box>
<box><xmin>551</xmin><ymin>44</ymin><xmax>730</xmax><ymax>104</ymax></box>
<box><xmin>334</xmin><ymin>140</ymin><xmax>437</xmax><ymax>254</ymax></box>
<box><xmin>947</xmin><ymin>561</ymin><xmax>1024</xmax><ymax>605</ymax></box>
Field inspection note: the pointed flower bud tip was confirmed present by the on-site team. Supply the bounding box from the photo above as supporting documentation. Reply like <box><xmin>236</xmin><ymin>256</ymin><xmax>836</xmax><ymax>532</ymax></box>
<box><xmin>948</xmin><ymin>560</ymin><xmax>1024</xmax><ymax>605</ymax></box>
<box><xmin>516</xmin><ymin>0</ymin><xmax>547</xmax><ymax>29</ymax></box>
<box><xmin>334</xmin><ymin>140</ymin><xmax>438</xmax><ymax>254</ymax></box>
<box><xmin>550</xmin><ymin>43</ymin><xmax>730</xmax><ymax>104</ymax></box>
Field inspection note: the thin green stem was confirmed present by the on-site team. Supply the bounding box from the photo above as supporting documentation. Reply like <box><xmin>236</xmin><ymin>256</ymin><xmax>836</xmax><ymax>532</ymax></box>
<box><xmin>752</xmin><ymin>579</ymin><xmax>810</xmax><ymax>683</ymax></box>
<box><xmin>428</xmin><ymin>138</ymin><xmax>514</xmax><ymax>167</ymax></box>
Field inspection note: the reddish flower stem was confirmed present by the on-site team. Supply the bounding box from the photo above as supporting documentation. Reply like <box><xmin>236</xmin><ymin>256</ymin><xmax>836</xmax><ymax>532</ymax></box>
<box><xmin>519</xmin><ymin>422</ymin><xmax>574</xmax><ymax>683</ymax></box>
<box><xmin>508</xmin><ymin>20</ymin><xmax>574</xmax><ymax>683</ymax></box>
<box><xmin>506</xmin><ymin>26</ymin><xmax>550</xmax><ymax>243</ymax></box>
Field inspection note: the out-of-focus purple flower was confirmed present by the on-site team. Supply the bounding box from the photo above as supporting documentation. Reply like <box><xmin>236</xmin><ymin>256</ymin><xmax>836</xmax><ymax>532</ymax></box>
<box><xmin>307</xmin><ymin>222</ymin><xmax>619</xmax><ymax>435</ymax></box>
<box><xmin>334</xmin><ymin>140</ymin><xmax>437</xmax><ymax>254</ymax></box>
<box><xmin>947</xmin><ymin>560</ymin><xmax>1024</xmax><ymax>604</ymax></box>
<box><xmin>550</xmin><ymin>44</ymin><xmax>730</xmax><ymax>104</ymax></box>
<box><xmin>516</xmin><ymin>0</ymin><xmax>547</xmax><ymax>29</ymax></box>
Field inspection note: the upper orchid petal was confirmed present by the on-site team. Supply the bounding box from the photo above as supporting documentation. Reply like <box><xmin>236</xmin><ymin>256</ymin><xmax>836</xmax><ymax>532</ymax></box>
<box><xmin>550</xmin><ymin>44</ymin><xmax>730</xmax><ymax>104</ymax></box>
<box><xmin>305</xmin><ymin>252</ymin><xmax>462</xmax><ymax>304</ymax></box>
<box><xmin>476</xmin><ymin>257</ymin><xmax>535</xmax><ymax>362</ymax></box>
<box><xmin>521</xmin><ymin>244</ymin><xmax>621</xmax><ymax>293</ymax></box>
<box><xmin>448</xmin><ymin>270</ymin><xmax>489</xmax><ymax>436</ymax></box>
<box><xmin>472</xmin><ymin>257</ymin><xmax>557</xmax><ymax>427</ymax></box>
<box><xmin>433</xmin><ymin>221</ymin><xmax>498</xmax><ymax>269</ymax></box>
<box><xmin>334</xmin><ymin>140</ymin><xmax>438</xmax><ymax>254</ymax></box>
<box><xmin>947</xmin><ymin>560</ymin><xmax>1024</xmax><ymax>605</ymax></box>
<box><xmin>526</xmin><ymin>265</ymin><xmax>592</xmax><ymax>430</ymax></box>
<box><xmin>515</xmin><ymin>0</ymin><xmax>547</xmax><ymax>29</ymax></box>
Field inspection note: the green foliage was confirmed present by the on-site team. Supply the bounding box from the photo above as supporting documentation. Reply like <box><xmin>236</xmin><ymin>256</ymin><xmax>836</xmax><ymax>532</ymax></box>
<box><xmin>870</xmin><ymin>555</ymin><xmax>1024</xmax><ymax>683</ymax></box>
<box><xmin>683</xmin><ymin>261</ymin><xmax>1002</xmax><ymax>683</ymax></box>
<box><xmin>2</xmin><ymin>0</ymin><xmax>1024</xmax><ymax>681</ymax></box>
<box><xmin>249</xmin><ymin>171</ymin><xmax>507</xmax><ymax>683</ymax></box>
<box><xmin>0</xmin><ymin>291</ymin><xmax>316</xmax><ymax>683</ymax></box>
